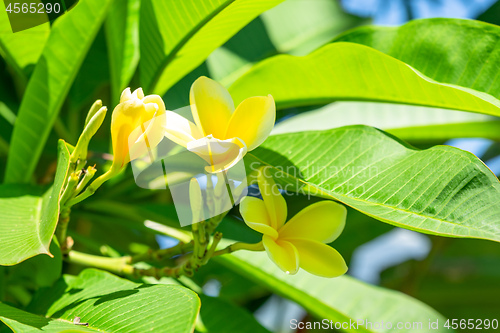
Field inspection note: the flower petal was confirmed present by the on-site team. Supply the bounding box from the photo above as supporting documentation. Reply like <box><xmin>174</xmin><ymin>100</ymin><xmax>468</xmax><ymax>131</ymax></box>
<box><xmin>239</xmin><ymin>196</ymin><xmax>276</xmax><ymax>237</ymax></box>
<box><xmin>164</xmin><ymin>111</ymin><xmax>203</xmax><ymax>147</ymax></box>
<box><xmin>258</xmin><ymin>168</ymin><xmax>287</xmax><ymax>230</ymax></box>
<box><xmin>225</xmin><ymin>95</ymin><xmax>275</xmax><ymax>151</ymax></box>
<box><xmin>111</xmin><ymin>100</ymin><xmax>144</xmax><ymax>166</ymax></box>
<box><xmin>279</xmin><ymin>201</ymin><xmax>346</xmax><ymax>243</ymax></box>
<box><xmin>187</xmin><ymin>136</ymin><xmax>247</xmax><ymax>173</ymax></box>
<box><xmin>190</xmin><ymin>76</ymin><xmax>234</xmax><ymax>138</ymax></box>
<box><xmin>292</xmin><ymin>239</ymin><xmax>347</xmax><ymax>278</ymax></box>
<box><xmin>263</xmin><ymin>235</ymin><xmax>299</xmax><ymax>275</ymax></box>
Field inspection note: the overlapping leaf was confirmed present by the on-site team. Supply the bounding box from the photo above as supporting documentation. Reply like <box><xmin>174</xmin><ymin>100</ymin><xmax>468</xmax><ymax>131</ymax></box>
<box><xmin>228</xmin><ymin>42</ymin><xmax>500</xmax><ymax>116</ymax></box>
<box><xmin>0</xmin><ymin>140</ymin><xmax>70</xmax><ymax>265</ymax></box>
<box><xmin>4</xmin><ymin>0</ymin><xmax>114</xmax><ymax>183</ymax></box>
<box><xmin>249</xmin><ymin>125</ymin><xmax>500</xmax><ymax>242</ymax></box>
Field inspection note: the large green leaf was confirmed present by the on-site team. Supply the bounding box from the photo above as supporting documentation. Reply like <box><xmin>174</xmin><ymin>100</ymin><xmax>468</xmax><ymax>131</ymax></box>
<box><xmin>333</xmin><ymin>18</ymin><xmax>500</xmax><ymax>100</ymax></box>
<box><xmin>206</xmin><ymin>0</ymin><xmax>367</xmax><ymax>86</ymax></box>
<box><xmin>216</xmin><ymin>251</ymin><xmax>449</xmax><ymax>333</ymax></box>
<box><xmin>4</xmin><ymin>0</ymin><xmax>114</xmax><ymax>184</ymax></box>
<box><xmin>272</xmin><ymin>102</ymin><xmax>500</xmax><ymax>142</ymax></box>
<box><xmin>248</xmin><ymin>125</ymin><xmax>500</xmax><ymax>242</ymax></box>
<box><xmin>0</xmin><ymin>269</ymin><xmax>200</xmax><ymax>332</ymax></box>
<box><xmin>140</xmin><ymin>0</ymin><xmax>284</xmax><ymax>96</ymax></box>
<box><xmin>0</xmin><ymin>2</ymin><xmax>49</xmax><ymax>81</ymax></box>
<box><xmin>0</xmin><ymin>140</ymin><xmax>70</xmax><ymax>265</ymax></box>
<box><xmin>228</xmin><ymin>42</ymin><xmax>500</xmax><ymax>116</ymax></box>
<box><xmin>105</xmin><ymin>0</ymin><xmax>140</xmax><ymax>105</ymax></box>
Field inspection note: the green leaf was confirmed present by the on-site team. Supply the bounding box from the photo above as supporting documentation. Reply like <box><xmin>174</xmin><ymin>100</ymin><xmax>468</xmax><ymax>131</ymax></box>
<box><xmin>249</xmin><ymin>125</ymin><xmax>500</xmax><ymax>242</ymax></box>
<box><xmin>198</xmin><ymin>295</ymin><xmax>270</xmax><ymax>333</ymax></box>
<box><xmin>228</xmin><ymin>42</ymin><xmax>500</xmax><ymax>116</ymax></box>
<box><xmin>105</xmin><ymin>0</ymin><xmax>140</xmax><ymax>105</ymax></box>
<box><xmin>216</xmin><ymin>251</ymin><xmax>450</xmax><ymax>333</ymax></box>
<box><xmin>333</xmin><ymin>18</ymin><xmax>500</xmax><ymax>100</ymax></box>
<box><xmin>140</xmin><ymin>0</ymin><xmax>285</xmax><ymax>96</ymax></box>
<box><xmin>272</xmin><ymin>102</ymin><xmax>500</xmax><ymax>142</ymax></box>
<box><xmin>1</xmin><ymin>269</ymin><xmax>200</xmax><ymax>333</ymax></box>
<box><xmin>0</xmin><ymin>303</ymin><xmax>91</xmax><ymax>333</ymax></box>
<box><xmin>206</xmin><ymin>0</ymin><xmax>367</xmax><ymax>86</ymax></box>
<box><xmin>0</xmin><ymin>140</ymin><xmax>70</xmax><ymax>265</ymax></box>
<box><xmin>0</xmin><ymin>2</ymin><xmax>49</xmax><ymax>81</ymax></box>
<box><xmin>478</xmin><ymin>1</ymin><xmax>500</xmax><ymax>25</ymax></box>
<box><xmin>4</xmin><ymin>0</ymin><xmax>114</xmax><ymax>184</ymax></box>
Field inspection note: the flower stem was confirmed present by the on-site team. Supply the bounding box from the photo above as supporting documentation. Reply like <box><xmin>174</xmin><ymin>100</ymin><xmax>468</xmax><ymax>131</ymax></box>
<box><xmin>66</xmin><ymin>250</ymin><xmax>134</xmax><ymax>276</ymax></box>
<box><xmin>212</xmin><ymin>241</ymin><xmax>264</xmax><ymax>257</ymax></box>
<box><xmin>66</xmin><ymin>169</ymin><xmax>114</xmax><ymax>206</ymax></box>
<box><xmin>129</xmin><ymin>241</ymin><xmax>194</xmax><ymax>264</ymax></box>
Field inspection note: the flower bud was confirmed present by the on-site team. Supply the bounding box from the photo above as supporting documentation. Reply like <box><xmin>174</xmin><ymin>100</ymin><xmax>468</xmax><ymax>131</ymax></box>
<box><xmin>84</xmin><ymin>99</ymin><xmax>103</xmax><ymax>127</ymax></box>
<box><xmin>110</xmin><ymin>88</ymin><xmax>166</xmax><ymax>171</ymax></box>
<box><xmin>71</xmin><ymin>106</ymin><xmax>107</xmax><ymax>163</ymax></box>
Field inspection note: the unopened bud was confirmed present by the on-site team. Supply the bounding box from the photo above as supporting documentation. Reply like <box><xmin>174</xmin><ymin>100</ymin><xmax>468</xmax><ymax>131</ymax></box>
<box><xmin>84</xmin><ymin>99</ymin><xmax>103</xmax><ymax>128</ymax></box>
<box><xmin>189</xmin><ymin>178</ymin><xmax>204</xmax><ymax>223</ymax></box>
<box><xmin>71</xmin><ymin>106</ymin><xmax>107</xmax><ymax>163</ymax></box>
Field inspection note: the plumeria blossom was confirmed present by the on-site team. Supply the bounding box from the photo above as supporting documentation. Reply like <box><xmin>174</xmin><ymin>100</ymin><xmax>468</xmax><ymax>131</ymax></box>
<box><xmin>163</xmin><ymin>76</ymin><xmax>275</xmax><ymax>173</ymax></box>
<box><xmin>110</xmin><ymin>87</ymin><xmax>166</xmax><ymax>171</ymax></box>
<box><xmin>240</xmin><ymin>169</ymin><xmax>348</xmax><ymax>277</ymax></box>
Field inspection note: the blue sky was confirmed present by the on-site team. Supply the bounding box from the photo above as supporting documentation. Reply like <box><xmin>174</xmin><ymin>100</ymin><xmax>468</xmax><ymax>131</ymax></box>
<box><xmin>341</xmin><ymin>0</ymin><xmax>497</xmax><ymax>25</ymax></box>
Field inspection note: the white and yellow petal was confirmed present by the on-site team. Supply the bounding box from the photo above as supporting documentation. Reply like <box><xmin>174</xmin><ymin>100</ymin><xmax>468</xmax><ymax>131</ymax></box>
<box><xmin>164</xmin><ymin>111</ymin><xmax>203</xmax><ymax>147</ymax></box>
<box><xmin>224</xmin><ymin>95</ymin><xmax>275</xmax><ymax>151</ymax></box>
<box><xmin>263</xmin><ymin>235</ymin><xmax>299</xmax><ymax>275</ymax></box>
<box><xmin>190</xmin><ymin>76</ymin><xmax>234</xmax><ymax>138</ymax></box>
<box><xmin>257</xmin><ymin>168</ymin><xmax>287</xmax><ymax>230</ymax></box>
<box><xmin>292</xmin><ymin>239</ymin><xmax>347</xmax><ymax>278</ymax></box>
<box><xmin>279</xmin><ymin>201</ymin><xmax>346</xmax><ymax>244</ymax></box>
<box><xmin>187</xmin><ymin>136</ymin><xmax>246</xmax><ymax>173</ymax></box>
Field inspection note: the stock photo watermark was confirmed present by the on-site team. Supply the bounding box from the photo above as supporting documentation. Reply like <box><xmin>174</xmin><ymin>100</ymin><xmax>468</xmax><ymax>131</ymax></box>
<box><xmin>3</xmin><ymin>0</ymin><xmax>78</xmax><ymax>32</ymax></box>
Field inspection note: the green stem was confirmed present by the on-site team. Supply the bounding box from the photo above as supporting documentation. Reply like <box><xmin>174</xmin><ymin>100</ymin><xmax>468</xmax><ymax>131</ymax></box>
<box><xmin>66</xmin><ymin>250</ymin><xmax>134</xmax><ymax>276</ymax></box>
<box><xmin>130</xmin><ymin>241</ymin><xmax>194</xmax><ymax>264</ymax></box>
<box><xmin>212</xmin><ymin>241</ymin><xmax>264</xmax><ymax>257</ymax></box>
<box><xmin>202</xmin><ymin>232</ymin><xmax>222</xmax><ymax>264</ymax></box>
<box><xmin>74</xmin><ymin>166</ymin><xmax>96</xmax><ymax>197</ymax></box>
<box><xmin>67</xmin><ymin>169</ymin><xmax>114</xmax><ymax>206</ymax></box>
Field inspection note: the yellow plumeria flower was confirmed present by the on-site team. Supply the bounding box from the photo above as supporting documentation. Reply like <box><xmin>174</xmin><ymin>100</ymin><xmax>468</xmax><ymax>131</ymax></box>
<box><xmin>111</xmin><ymin>87</ymin><xmax>166</xmax><ymax>171</ymax></box>
<box><xmin>164</xmin><ymin>76</ymin><xmax>275</xmax><ymax>172</ymax></box>
<box><xmin>240</xmin><ymin>169</ymin><xmax>348</xmax><ymax>277</ymax></box>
